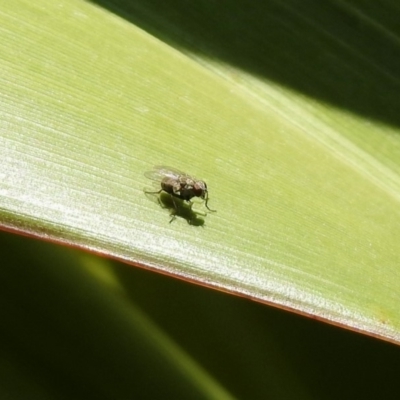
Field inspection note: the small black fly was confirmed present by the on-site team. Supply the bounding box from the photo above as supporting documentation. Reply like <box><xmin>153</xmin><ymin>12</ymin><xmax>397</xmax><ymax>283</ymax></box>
<box><xmin>144</xmin><ymin>166</ymin><xmax>216</xmax><ymax>222</ymax></box>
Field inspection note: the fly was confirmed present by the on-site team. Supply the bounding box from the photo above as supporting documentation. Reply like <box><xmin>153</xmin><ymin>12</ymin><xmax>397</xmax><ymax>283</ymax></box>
<box><xmin>144</xmin><ymin>166</ymin><xmax>216</xmax><ymax>220</ymax></box>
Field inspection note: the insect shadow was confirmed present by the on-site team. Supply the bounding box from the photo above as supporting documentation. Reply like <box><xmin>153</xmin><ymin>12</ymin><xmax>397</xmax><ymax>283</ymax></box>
<box><xmin>145</xmin><ymin>191</ymin><xmax>205</xmax><ymax>226</ymax></box>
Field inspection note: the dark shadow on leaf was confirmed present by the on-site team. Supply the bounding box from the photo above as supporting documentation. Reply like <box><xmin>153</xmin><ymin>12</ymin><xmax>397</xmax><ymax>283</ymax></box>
<box><xmin>145</xmin><ymin>191</ymin><xmax>205</xmax><ymax>226</ymax></box>
<box><xmin>90</xmin><ymin>0</ymin><xmax>400</xmax><ymax>129</ymax></box>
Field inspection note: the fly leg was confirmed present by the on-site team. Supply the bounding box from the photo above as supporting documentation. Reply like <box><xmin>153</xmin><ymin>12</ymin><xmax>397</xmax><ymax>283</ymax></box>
<box><xmin>169</xmin><ymin>194</ymin><xmax>178</xmax><ymax>223</ymax></box>
<box><xmin>204</xmin><ymin>196</ymin><xmax>216</xmax><ymax>212</ymax></box>
<box><xmin>144</xmin><ymin>189</ymin><xmax>163</xmax><ymax>195</ymax></box>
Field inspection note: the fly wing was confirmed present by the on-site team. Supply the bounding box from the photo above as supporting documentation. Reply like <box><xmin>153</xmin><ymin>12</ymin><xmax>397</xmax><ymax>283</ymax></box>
<box><xmin>144</xmin><ymin>166</ymin><xmax>187</xmax><ymax>181</ymax></box>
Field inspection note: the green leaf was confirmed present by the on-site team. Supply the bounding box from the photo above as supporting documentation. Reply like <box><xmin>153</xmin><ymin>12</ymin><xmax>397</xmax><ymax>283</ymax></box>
<box><xmin>2</xmin><ymin>230</ymin><xmax>400</xmax><ymax>399</ymax></box>
<box><xmin>1</xmin><ymin>0</ymin><xmax>400</xmax><ymax>356</ymax></box>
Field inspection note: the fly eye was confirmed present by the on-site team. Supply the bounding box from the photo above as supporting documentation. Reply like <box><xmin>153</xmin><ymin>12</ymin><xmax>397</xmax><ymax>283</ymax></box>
<box><xmin>192</xmin><ymin>183</ymin><xmax>203</xmax><ymax>196</ymax></box>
